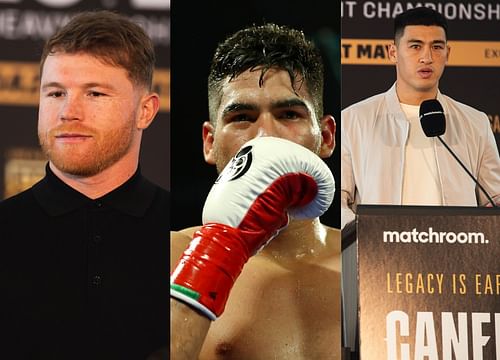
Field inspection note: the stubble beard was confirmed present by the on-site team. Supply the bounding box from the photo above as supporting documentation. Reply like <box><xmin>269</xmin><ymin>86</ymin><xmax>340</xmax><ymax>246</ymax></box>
<box><xmin>39</xmin><ymin>120</ymin><xmax>136</xmax><ymax>177</ymax></box>
<box><xmin>212</xmin><ymin>144</ymin><xmax>231</xmax><ymax>175</ymax></box>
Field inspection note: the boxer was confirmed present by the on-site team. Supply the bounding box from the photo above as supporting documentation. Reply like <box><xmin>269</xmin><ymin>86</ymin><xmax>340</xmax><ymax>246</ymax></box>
<box><xmin>170</xmin><ymin>24</ymin><xmax>341</xmax><ymax>359</ymax></box>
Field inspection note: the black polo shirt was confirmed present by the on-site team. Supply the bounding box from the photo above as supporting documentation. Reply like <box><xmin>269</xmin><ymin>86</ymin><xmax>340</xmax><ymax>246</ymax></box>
<box><xmin>0</xmin><ymin>165</ymin><xmax>169</xmax><ymax>360</ymax></box>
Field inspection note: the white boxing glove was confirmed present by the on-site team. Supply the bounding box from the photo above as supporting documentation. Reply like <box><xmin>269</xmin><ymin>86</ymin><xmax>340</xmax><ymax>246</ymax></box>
<box><xmin>204</xmin><ymin>136</ymin><xmax>335</xmax><ymax>229</ymax></box>
<box><xmin>171</xmin><ymin>136</ymin><xmax>335</xmax><ymax>320</ymax></box>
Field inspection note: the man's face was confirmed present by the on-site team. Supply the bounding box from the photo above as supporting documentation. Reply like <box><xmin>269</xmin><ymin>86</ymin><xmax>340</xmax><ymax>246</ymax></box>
<box><xmin>38</xmin><ymin>52</ymin><xmax>143</xmax><ymax>177</ymax></box>
<box><xmin>389</xmin><ymin>25</ymin><xmax>449</xmax><ymax>104</ymax></box>
<box><xmin>203</xmin><ymin>68</ymin><xmax>334</xmax><ymax>173</ymax></box>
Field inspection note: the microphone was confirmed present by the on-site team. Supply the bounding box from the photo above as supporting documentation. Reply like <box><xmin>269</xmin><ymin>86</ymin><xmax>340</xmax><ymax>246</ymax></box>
<box><xmin>419</xmin><ymin>99</ymin><xmax>497</xmax><ymax>207</ymax></box>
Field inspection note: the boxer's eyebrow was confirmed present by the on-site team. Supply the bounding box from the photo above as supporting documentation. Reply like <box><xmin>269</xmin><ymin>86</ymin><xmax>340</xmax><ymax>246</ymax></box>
<box><xmin>271</xmin><ymin>98</ymin><xmax>311</xmax><ymax>115</ymax></box>
<box><xmin>221</xmin><ymin>102</ymin><xmax>258</xmax><ymax>118</ymax></box>
<box><xmin>221</xmin><ymin>98</ymin><xmax>311</xmax><ymax>118</ymax></box>
<box><xmin>41</xmin><ymin>81</ymin><xmax>117</xmax><ymax>91</ymax></box>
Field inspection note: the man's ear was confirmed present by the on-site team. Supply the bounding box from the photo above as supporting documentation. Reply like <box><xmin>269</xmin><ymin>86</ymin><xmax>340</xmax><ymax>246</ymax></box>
<box><xmin>387</xmin><ymin>43</ymin><xmax>398</xmax><ymax>63</ymax></box>
<box><xmin>319</xmin><ymin>115</ymin><xmax>336</xmax><ymax>158</ymax></box>
<box><xmin>137</xmin><ymin>92</ymin><xmax>160</xmax><ymax>129</ymax></box>
<box><xmin>202</xmin><ymin>121</ymin><xmax>216</xmax><ymax>164</ymax></box>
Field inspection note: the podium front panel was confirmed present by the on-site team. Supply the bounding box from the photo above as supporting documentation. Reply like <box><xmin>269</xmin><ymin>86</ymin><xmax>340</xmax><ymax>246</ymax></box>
<box><xmin>357</xmin><ymin>205</ymin><xmax>500</xmax><ymax>359</ymax></box>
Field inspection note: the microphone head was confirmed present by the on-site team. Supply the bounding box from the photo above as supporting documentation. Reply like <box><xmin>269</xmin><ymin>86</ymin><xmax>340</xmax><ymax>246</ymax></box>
<box><xmin>419</xmin><ymin>99</ymin><xmax>446</xmax><ymax>137</ymax></box>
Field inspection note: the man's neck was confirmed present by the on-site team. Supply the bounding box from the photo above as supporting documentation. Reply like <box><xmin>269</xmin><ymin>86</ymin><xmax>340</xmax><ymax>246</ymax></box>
<box><xmin>49</xmin><ymin>156</ymin><xmax>139</xmax><ymax>199</ymax></box>
<box><xmin>259</xmin><ymin>218</ymin><xmax>330</xmax><ymax>262</ymax></box>
<box><xmin>396</xmin><ymin>82</ymin><xmax>438</xmax><ymax>105</ymax></box>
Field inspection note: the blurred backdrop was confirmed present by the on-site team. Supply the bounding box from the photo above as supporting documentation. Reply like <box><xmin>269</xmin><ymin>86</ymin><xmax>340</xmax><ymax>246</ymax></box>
<box><xmin>341</xmin><ymin>0</ymin><xmax>500</xmax><ymax>148</ymax></box>
<box><xmin>0</xmin><ymin>0</ymin><xmax>170</xmax><ymax>199</ymax></box>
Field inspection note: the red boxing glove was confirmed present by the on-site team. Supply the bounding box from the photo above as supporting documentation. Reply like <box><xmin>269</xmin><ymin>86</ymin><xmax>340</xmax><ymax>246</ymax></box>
<box><xmin>170</xmin><ymin>137</ymin><xmax>334</xmax><ymax>320</ymax></box>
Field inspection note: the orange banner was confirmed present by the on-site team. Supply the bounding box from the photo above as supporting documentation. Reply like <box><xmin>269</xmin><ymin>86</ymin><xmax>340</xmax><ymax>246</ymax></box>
<box><xmin>341</xmin><ymin>39</ymin><xmax>500</xmax><ymax>67</ymax></box>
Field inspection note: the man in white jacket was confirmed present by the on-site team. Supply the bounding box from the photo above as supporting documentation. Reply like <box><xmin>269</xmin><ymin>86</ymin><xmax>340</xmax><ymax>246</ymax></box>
<box><xmin>341</xmin><ymin>7</ymin><xmax>500</xmax><ymax>228</ymax></box>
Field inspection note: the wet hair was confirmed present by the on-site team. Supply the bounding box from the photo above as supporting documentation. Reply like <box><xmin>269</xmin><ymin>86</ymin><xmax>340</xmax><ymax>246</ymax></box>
<box><xmin>394</xmin><ymin>7</ymin><xmax>448</xmax><ymax>44</ymax></box>
<box><xmin>208</xmin><ymin>23</ymin><xmax>324</xmax><ymax>124</ymax></box>
<box><xmin>40</xmin><ymin>10</ymin><xmax>155</xmax><ymax>90</ymax></box>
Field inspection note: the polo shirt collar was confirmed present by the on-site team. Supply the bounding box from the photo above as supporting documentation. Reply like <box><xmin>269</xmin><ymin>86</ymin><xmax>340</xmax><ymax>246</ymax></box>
<box><xmin>32</xmin><ymin>164</ymin><xmax>157</xmax><ymax>217</ymax></box>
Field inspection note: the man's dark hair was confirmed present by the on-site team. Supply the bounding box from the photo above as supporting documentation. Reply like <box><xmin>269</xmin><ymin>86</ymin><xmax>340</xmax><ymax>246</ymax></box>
<box><xmin>394</xmin><ymin>7</ymin><xmax>448</xmax><ymax>44</ymax></box>
<box><xmin>41</xmin><ymin>11</ymin><xmax>155</xmax><ymax>90</ymax></box>
<box><xmin>208</xmin><ymin>23</ymin><xmax>324</xmax><ymax>124</ymax></box>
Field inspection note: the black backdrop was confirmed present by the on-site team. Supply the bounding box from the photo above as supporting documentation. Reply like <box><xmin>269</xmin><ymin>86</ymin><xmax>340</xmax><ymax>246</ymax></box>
<box><xmin>170</xmin><ymin>0</ymin><xmax>341</xmax><ymax>230</ymax></box>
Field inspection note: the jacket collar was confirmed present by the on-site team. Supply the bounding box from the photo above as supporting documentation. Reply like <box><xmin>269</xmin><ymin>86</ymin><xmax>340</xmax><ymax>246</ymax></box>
<box><xmin>386</xmin><ymin>82</ymin><xmax>445</xmax><ymax>115</ymax></box>
<box><xmin>32</xmin><ymin>163</ymin><xmax>157</xmax><ymax>217</ymax></box>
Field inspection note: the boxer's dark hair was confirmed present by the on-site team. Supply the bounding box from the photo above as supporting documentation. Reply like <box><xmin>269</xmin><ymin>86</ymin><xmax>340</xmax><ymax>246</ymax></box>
<box><xmin>394</xmin><ymin>7</ymin><xmax>448</xmax><ymax>44</ymax></box>
<box><xmin>208</xmin><ymin>23</ymin><xmax>324</xmax><ymax>124</ymax></box>
<box><xmin>41</xmin><ymin>11</ymin><xmax>155</xmax><ymax>90</ymax></box>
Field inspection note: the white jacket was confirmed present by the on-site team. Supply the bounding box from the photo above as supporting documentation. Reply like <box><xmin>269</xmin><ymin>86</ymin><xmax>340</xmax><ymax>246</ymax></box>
<box><xmin>341</xmin><ymin>83</ymin><xmax>500</xmax><ymax>228</ymax></box>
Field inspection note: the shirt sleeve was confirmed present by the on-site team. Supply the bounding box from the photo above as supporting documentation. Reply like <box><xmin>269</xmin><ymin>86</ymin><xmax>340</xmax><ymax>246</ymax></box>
<box><xmin>477</xmin><ymin>112</ymin><xmax>500</xmax><ymax>206</ymax></box>
<box><xmin>341</xmin><ymin>110</ymin><xmax>357</xmax><ymax>229</ymax></box>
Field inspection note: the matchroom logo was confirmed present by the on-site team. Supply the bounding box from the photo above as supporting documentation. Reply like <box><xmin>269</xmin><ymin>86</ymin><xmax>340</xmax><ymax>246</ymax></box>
<box><xmin>383</xmin><ymin>228</ymin><xmax>489</xmax><ymax>244</ymax></box>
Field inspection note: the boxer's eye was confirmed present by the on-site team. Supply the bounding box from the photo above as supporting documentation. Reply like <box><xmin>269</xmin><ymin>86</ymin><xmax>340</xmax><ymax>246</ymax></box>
<box><xmin>279</xmin><ymin>110</ymin><xmax>300</xmax><ymax>120</ymax></box>
<box><xmin>231</xmin><ymin>113</ymin><xmax>253</xmax><ymax>122</ymax></box>
<box><xmin>47</xmin><ymin>91</ymin><xmax>65</xmax><ymax>98</ymax></box>
<box><xmin>88</xmin><ymin>91</ymin><xmax>106</xmax><ymax>97</ymax></box>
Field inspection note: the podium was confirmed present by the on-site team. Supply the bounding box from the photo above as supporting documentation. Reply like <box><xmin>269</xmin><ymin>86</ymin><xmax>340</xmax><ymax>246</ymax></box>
<box><xmin>342</xmin><ymin>205</ymin><xmax>500</xmax><ymax>360</ymax></box>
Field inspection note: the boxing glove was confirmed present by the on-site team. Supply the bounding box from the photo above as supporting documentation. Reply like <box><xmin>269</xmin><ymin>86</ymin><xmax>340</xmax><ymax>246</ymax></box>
<box><xmin>170</xmin><ymin>136</ymin><xmax>335</xmax><ymax>320</ymax></box>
